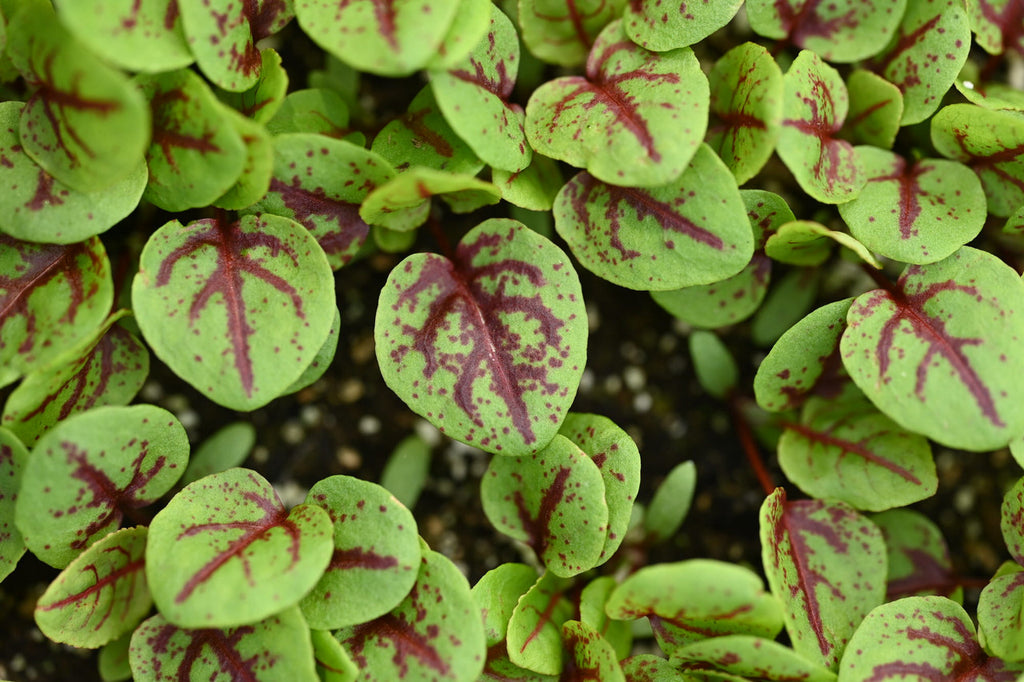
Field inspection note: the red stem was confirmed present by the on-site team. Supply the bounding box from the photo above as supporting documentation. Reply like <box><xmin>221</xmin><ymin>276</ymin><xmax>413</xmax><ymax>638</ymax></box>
<box><xmin>728</xmin><ymin>394</ymin><xmax>776</xmax><ymax>496</ymax></box>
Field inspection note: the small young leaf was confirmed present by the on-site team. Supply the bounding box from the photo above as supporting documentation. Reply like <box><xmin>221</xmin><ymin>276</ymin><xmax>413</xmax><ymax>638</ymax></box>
<box><xmin>311</xmin><ymin>628</ymin><xmax>359</xmax><ymax>682</ymax></box>
<box><xmin>872</xmin><ymin>509</ymin><xmax>958</xmax><ymax>601</ymax></box>
<box><xmin>359</xmin><ymin>167</ymin><xmax>501</xmax><ymax>231</ymax></box>
<box><xmin>16</xmin><ymin>405</ymin><xmax>188</xmax><ymax>569</ymax></box>
<box><xmin>623</xmin><ymin>0</ymin><xmax>742</xmax><ymax>51</ymax></box>
<box><xmin>518</xmin><ymin>0</ymin><xmax>624</xmax><ymax>66</ymax></box>
<box><xmin>375</xmin><ymin>218</ymin><xmax>587</xmax><ymax>456</ymax></box>
<box><xmin>492</xmin><ymin>153</ymin><xmax>564</xmax><ymax>211</ymax></box>
<box><xmin>670</xmin><ymin>635</ymin><xmax>836</xmax><ymax>681</ymax></box>
<box><xmin>473</xmin><ymin>563</ymin><xmax>540</xmax><ymax>645</ymax></box>
<box><xmin>266</xmin><ymin>88</ymin><xmax>360</xmax><ymax>142</ymax></box>
<box><xmin>98</xmin><ymin>632</ymin><xmax>132</xmax><ymax>682</ymax></box>
<box><xmin>689</xmin><ymin>330</ymin><xmax>738</xmax><ymax>400</ymax></box>
<box><xmin>526</xmin><ymin>19</ymin><xmax>709</xmax><ymax>187</ymax></box>
<box><xmin>765</xmin><ymin>220</ymin><xmax>881</xmax><ymax>269</ymax></box>
<box><xmin>179</xmin><ymin>422</ymin><xmax>256</xmax><ymax>487</ymax></box>
<box><xmin>751</xmin><ymin>268</ymin><xmax>820</xmax><ymax>347</ymax></box>
<box><xmin>379</xmin><ymin>434</ymin><xmax>431</xmax><ymax>510</ymax></box>
<box><xmin>35</xmin><ymin>526</ymin><xmax>151</xmax><ymax>648</ymax></box>
<box><xmin>218</xmin><ymin>48</ymin><xmax>289</xmax><ymax>123</ymax></box>
<box><xmin>507</xmin><ymin>571</ymin><xmax>575</xmax><ymax>675</ymax></box>
<box><xmin>843</xmin><ymin>70</ymin><xmax>903</xmax><ymax>149</ymax></box>
<box><xmin>129</xmin><ymin>607</ymin><xmax>319</xmax><ymax>682</ymax></box>
<box><xmin>579</xmin><ymin>577</ymin><xmax>632</xmax><ymax>659</ymax></box>
<box><xmin>211</xmin><ymin>107</ymin><xmax>274</xmax><ymax>210</ymax></box>
<box><xmin>0</xmin><ymin>427</ymin><xmax>27</xmax><ymax>582</ymax></box>
<box><xmin>146</xmin><ymin>468</ymin><xmax>333</xmax><ymax>628</ymax></box>
<box><xmin>561</xmin><ymin>620</ymin><xmax>625</xmax><ymax>682</ymax></box>
<box><xmin>300</xmin><ymin>475</ymin><xmax>420</xmax><ymax>630</ymax></box>
<box><xmin>643</xmin><ymin>461</ymin><xmax>696</xmax><ymax>544</ymax></box>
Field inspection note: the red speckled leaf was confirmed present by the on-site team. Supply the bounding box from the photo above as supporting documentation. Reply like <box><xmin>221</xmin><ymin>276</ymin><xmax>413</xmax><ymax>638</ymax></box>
<box><xmin>561</xmin><ymin>620</ymin><xmax>625</xmax><ymax>682</ymax></box>
<box><xmin>670</xmin><ymin>635</ymin><xmax>835</xmax><ymax>681</ymax></box>
<box><xmin>472</xmin><ymin>563</ymin><xmax>551</xmax><ymax>681</ymax></box>
<box><xmin>969</xmin><ymin>0</ymin><xmax>1024</xmax><ymax>56</ymax></box>
<box><xmin>506</xmin><ymin>570</ymin><xmax>574</xmax><ymax>675</ymax></box>
<box><xmin>359</xmin><ymin>167</ymin><xmax>501</xmax><ymax>232</ymax></box>
<box><xmin>623</xmin><ymin>0</ymin><xmax>742</xmax><ymax>51</ymax></box>
<box><xmin>0</xmin><ymin>428</ymin><xmax>28</xmax><ymax>582</ymax></box>
<box><xmin>375</xmin><ymin>219</ymin><xmax>587</xmax><ymax>456</ymax></box>
<box><xmin>146</xmin><ymin>468</ymin><xmax>333</xmax><ymax>628</ymax></box>
<box><xmin>621</xmin><ymin>655</ymin><xmax>688</xmax><ymax>681</ymax></box>
<box><xmin>1000</xmin><ymin>476</ymin><xmax>1024</xmax><ymax>567</ymax></box>
<box><xmin>844</xmin><ymin>70</ymin><xmax>903</xmax><ymax>149</ymax></box>
<box><xmin>873</xmin><ymin>509</ymin><xmax>959</xmax><ymax>601</ymax></box>
<box><xmin>211</xmin><ymin>105</ymin><xmax>274</xmax><ymax>210</ymax></box>
<box><xmin>266</xmin><ymin>88</ymin><xmax>362</xmax><ymax>143</ymax></box>
<box><xmin>518</xmin><ymin>0</ymin><xmax>624</xmax><ymax>66</ymax></box>
<box><xmin>218</xmin><ymin>48</ymin><xmax>289</xmax><ymax>123</ymax></box>
<box><xmin>760</xmin><ymin>488</ymin><xmax>887</xmax><ymax>670</ymax></box>
<box><xmin>979</xmin><ymin>563</ymin><xmax>1024</xmax><ymax>661</ymax></box>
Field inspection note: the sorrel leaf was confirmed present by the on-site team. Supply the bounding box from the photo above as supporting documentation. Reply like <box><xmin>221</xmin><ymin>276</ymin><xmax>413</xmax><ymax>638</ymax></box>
<box><xmin>375</xmin><ymin>218</ymin><xmax>586</xmax><ymax>456</ymax></box>
<box><xmin>492</xmin><ymin>153</ymin><xmax>564</xmax><ymax>211</ymax></box>
<box><xmin>211</xmin><ymin>107</ymin><xmax>274</xmax><ymax>210</ymax></box>
<box><xmin>839</xmin><ymin>596</ymin><xmax>1024</xmax><ymax>679</ymax></box>
<box><xmin>379</xmin><ymin>434</ymin><xmax>430</xmax><ymax>510</ymax></box>
<box><xmin>136</xmin><ymin>68</ymin><xmax>247</xmax><ymax>212</ymax></box>
<box><xmin>300</xmin><ymin>474</ymin><xmax>420</xmax><ymax>630</ymax></box>
<box><xmin>553</xmin><ymin>144</ymin><xmax>754</xmax><ymax>291</ymax></box>
<box><xmin>129</xmin><ymin>606</ymin><xmax>319</xmax><ymax>682</ymax></box>
<box><xmin>525</xmin><ymin>19</ymin><xmax>709</xmax><ymax>187</ymax></box>
<box><xmin>518</xmin><ymin>0</ymin><xmax>624</xmax><ymax>66</ymax></box>
<box><xmin>247</xmin><ymin>133</ymin><xmax>395</xmax><ymax>270</ymax></box>
<box><xmin>98</xmin><ymin>633</ymin><xmax>132</xmax><ymax>682</ymax></box>
<box><xmin>759</xmin><ymin>488</ymin><xmax>886</xmax><ymax>670</ymax></box>
<box><xmin>430</xmin><ymin>3</ymin><xmax>531</xmax><ymax>173</ymax></box>
<box><xmin>0</xmin><ymin>101</ymin><xmax>147</xmax><ymax>244</ymax></box>
<box><xmin>764</xmin><ymin>220</ymin><xmax>880</xmax><ymax>269</ymax></box>
<box><xmin>872</xmin><ymin>509</ymin><xmax>958</xmax><ymax>601</ymax></box>
<box><xmin>0</xmin><ymin>235</ymin><xmax>112</xmax><ymax>382</ymax></box>
<box><xmin>1001</xmin><ymin>476</ymin><xmax>1024</xmax><ymax>566</ymax></box>
<box><xmin>15</xmin><ymin>404</ymin><xmax>188</xmax><ymax>569</ymax></box>
<box><xmin>978</xmin><ymin>566</ymin><xmax>1024</xmax><ymax>661</ymax></box>
<box><xmin>482</xmin><ymin>435</ymin><xmax>609</xmax><ymax>577</ymax></box>
<box><xmin>746</xmin><ymin>0</ymin><xmax>907</xmax><ymax>63</ymax></box>
<box><xmin>266</xmin><ymin>88</ymin><xmax>360</xmax><ymax>143</ymax></box>
<box><xmin>506</xmin><ymin>570</ymin><xmax>574</xmax><ymax>675</ymax></box>
<box><xmin>872</xmin><ymin>0</ymin><xmax>970</xmax><ymax>125</ymax></box>
<box><xmin>132</xmin><ymin>213</ymin><xmax>336</xmax><ymax>411</ymax></box>
<box><xmin>282</xmin><ymin>306</ymin><xmax>340</xmax><ymax>395</ymax></box>
<box><xmin>838</xmin><ymin>147</ymin><xmax>986</xmax><ymax>264</ymax></box>
<box><xmin>146</xmin><ymin>467</ymin><xmax>333</xmax><ymax>628</ymax></box>
<box><xmin>0</xmin><ymin>427</ymin><xmax>27</xmax><ymax>582</ymax></box>
<box><xmin>778</xmin><ymin>50</ymin><xmax>864</xmax><ymax>204</ymax></box>
<box><xmin>621</xmin><ymin>654</ymin><xmax>688</xmax><ymax>681</ymax></box>
<box><xmin>6</xmin><ymin>0</ymin><xmax>150</xmax><ymax>192</ymax></box>
<box><xmin>311</xmin><ymin>628</ymin><xmax>359</xmax><ymax>682</ymax></box>
<box><xmin>359</xmin><ymin>167</ymin><xmax>502</xmax><ymax>231</ymax></box>
<box><xmin>752</xmin><ymin>268</ymin><xmax>821</xmax><ymax>347</ymax></box>
<box><xmin>840</xmin><ymin>246</ymin><xmax>1024</xmax><ymax>451</ymax></box>
<box><xmin>34</xmin><ymin>526</ymin><xmax>150</xmax><ymax>648</ymax></box>
<box><xmin>643</xmin><ymin>460</ymin><xmax>696</xmax><ymax>544</ymax></box>
<box><xmin>179</xmin><ymin>422</ymin><xmax>256</xmax><ymax>487</ymax></box>
<box><xmin>55</xmin><ymin>0</ymin><xmax>193</xmax><ymax>74</ymax></box>
<box><xmin>931</xmin><ymin>103</ymin><xmax>1024</xmax><ymax>217</ymax></box>
<box><xmin>426</xmin><ymin>0</ymin><xmax>491</xmax><ymax>70</ymax></box>
<box><xmin>579</xmin><ymin>577</ymin><xmax>632</xmax><ymax>659</ymax></box>
<box><xmin>561</xmin><ymin>620</ymin><xmax>625</xmax><ymax>682</ymax></box>
<box><xmin>707</xmin><ymin>41</ymin><xmax>783</xmax><ymax>185</ymax></box>
<box><xmin>967</xmin><ymin>0</ymin><xmax>1024</xmax><ymax>56</ymax></box>
<box><xmin>623</xmin><ymin>0</ymin><xmax>742</xmax><ymax>51</ymax></box>
<box><xmin>670</xmin><ymin>635</ymin><xmax>836</xmax><ymax>682</ymax></box>
<box><xmin>295</xmin><ymin>0</ymin><xmax>460</xmax><ymax>76</ymax></box>
<box><xmin>334</xmin><ymin>545</ymin><xmax>487</xmax><ymax>682</ymax></box>
<box><xmin>604</xmin><ymin>559</ymin><xmax>785</xmax><ymax>656</ymax></box>
<box><xmin>2</xmin><ymin>311</ymin><xmax>149</xmax><ymax>446</ymax></box>
<box><xmin>218</xmin><ymin>48</ymin><xmax>289</xmax><ymax>123</ymax></box>
<box><xmin>778</xmin><ymin>394</ymin><xmax>936</xmax><ymax>512</ymax></box>
<box><xmin>844</xmin><ymin>70</ymin><xmax>903</xmax><ymax>149</ymax></box>
<box><xmin>472</xmin><ymin>562</ymin><xmax>539</xmax><ymax>645</ymax></box>
<box><xmin>689</xmin><ymin>330</ymin><xmax>738</xmax><ymax>400</ymax></box>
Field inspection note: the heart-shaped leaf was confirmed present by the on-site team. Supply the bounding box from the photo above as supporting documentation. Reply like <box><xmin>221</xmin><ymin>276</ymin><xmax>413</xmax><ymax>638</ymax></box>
<box><xmin>16</xmin><ymin>405</ymin><xmax>188</xmax><ymax>568</ymax></box>
<box><xmin>335</xmin><ymin>545</ymin><xmax>487</xmax><ymax>682</ymax></box>
<box><xmin>518</xmin><ymin>0</ymin><xmax>624</xmax><ymax>66</ymax></box>
<box><xmin>746</xmin><ymin>0</ymin><xmax>907</xmax><ymax>63</ymax></box>
<box><xmin>296</xmin><ymin>0</ymin><xmax>460</xmax><ymax>76</ymax></box>
<box><xmin>872</xmin><ymin>509</ymin><xmax>958</xmax><ymax>601</ymax></box>
<box><xmin>430</xmin><ymin>3</ymin><xmax>531</xmax><ymax>173</ymax></box>
<box><xmin>840</xmin><ymin>596</ymin><xmax>1024</xmax><ymax>679</ymax></box>
<box><xmin>0</xmin><ymin>101</ymin><xmax>147</xmax><ymax>244</ymax></box>
<box><xmin>360</xmin><ymin>167</ymin><xmax>502</xmax><ymax>231</ymax></box>
<box><xmin>0</xmin><ymin>427</ymin><xmax>27</xmax><ymax>582</ymax></box>
<box><xmin>623</xmin><ymin>0</ymin><xmax>742</xmax><ymax>51</ymax></box>
<box><xmin>561</xmin><ymin>620</ymin><xmax>625</xmax><ymax>682</ymax></box>
<box><xmin>7</xmin><ymin>1</ymin><xmax>150</xmax><ymax>192</ymax></box>
<box><xmin>526</xmin><ymin>19</ymin><xmax>709</xmax><ymax>187</ymax></box>
<box><xmin>129</xmin><ymin>606</ymin><xmax>319</xmax><ymax>682</ymax></box>
<box><xmin>968</xmin><ymin>0</ymin><xmax>1024</xmax><ymax>56</ymax></box>
<box><xmin>670</xmin><ymin>635</ymin><xmax>836</xmax><ymax>681</ymax></box>
<box><xmin>2</xmin><ymin>311</ymin><xmax>149</xmax><ymax>446</ymax></box>
<box><xmin>507</xmin><ymin>570</ymin><xmax>574</xmax><ymax>675</ymax></box>
<box><xmin>146</xmin><ymin>467</ymin><xmax>333</xmax><ymax>628</ymax></box>
<box><xmin>779</xmin><ymin>50</ymin><xmax>864</xmax><ymax>204</ymax></box>
<box><xmin>760</xmin><ymin>488</ymin><xmax>886</xmax><ymax>670</ymax></box>
<box><xmin>35</xmin><ymin>526</ymin><xmax>150</xmax><ymax>648</ymax></box>
<box><xmin>844</xmin><ymin>70</ymin><xmax>903</xmax><ymax>149</ymax></box>
<box><xmin>218</xmin><ymin>48</ymin><xmax>289</xmax><ymax>123</ymax></box>
<box><xmin>375</xmin><ymin>218</ymin><xmax>586</xmax><ymax>456</ymax></box>
<box><xmin>838</xmin><ymin>147</ymin><xmax>987</xmax><ymax>264</ymax></box>
<box><xmin>300</xmin><ymin>475</ymin><xmax>420</xmax><ymax>630</ymax></box>
<box><xmin>132</xmin><ymin>213</ymin><xmax>335</xmax><ymax>411</ymax></box>
<box><xmin>840</xmin><ymin>247</ymin><xmax>1024</xmax><ymax>451</ymax></box>
<box><xmin>553</xmin><ymin>144</ymin><xmax>754</xmax><ymax>291</ymax></box>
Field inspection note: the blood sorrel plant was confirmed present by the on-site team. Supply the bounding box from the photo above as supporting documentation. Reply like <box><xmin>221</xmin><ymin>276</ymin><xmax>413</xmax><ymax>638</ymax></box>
<box><xmin>2</xmin><ymin>0</ymin><xmax>1024</xmax><ymax>680</ymax></box>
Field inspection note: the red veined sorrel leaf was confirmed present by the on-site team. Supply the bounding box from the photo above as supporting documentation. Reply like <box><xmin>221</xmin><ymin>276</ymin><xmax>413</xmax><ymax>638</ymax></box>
<box><xmin>872</xmin><ymin>509</ymin><xmax>958</xmax><ymax>601</ymax></box>
<box><xmin>778</xmin><ymin>50</ymin><xmax>864</xmax><ymax>204</ymax></box>
<box><xmin>300</xmin><ymin>475</ymin><xmax>420</xmax><ymax>630</ymax></box>
<box><xmin>840</xmin><ymin>596</ymin><xmax>1024</xmax><ymax>679</ymax></box>
<box><xmin>969</xmin><ymin>0</ymin><xmax>1024</xmax><ymax>56</ymax></box>
<box><xmin>178</xmin><ymin>0</ymin><xmax>293</xmax><ymax>92</ymax></box>
<box><xmin>482</xmin><ymin>435</ymin><xmax>610</xmax><ymax>578</ymax></box>
<box><xmin>519</xmin><ymin>0</ymin><xmax>624</xmax><ymax>66</ymax></box>
<box><xmin>561</xmin><ymin>620</ymin><xmax>625</xmax><ymax>681</ymax></box>
<box><xmin>623</xmin><ymin>0</ymin><xmax>742</xmax><ymax>51</ymax></box>
<box><xmin>360</xmin><ymin>167</ymin><xmax>502</xmax><ymax>231</ymax></box>
<box><xmin>247</xmin><ymin>133</ymin><xmax>395</xmax><ymax>270</ymax></box>
<box><xmin>841</xmin><ymin>247</ymin><xmax>1024</xmax><ymax>451</ymax></box>
<box><xmin>15</xmin><ymin>405</ymin><xmax>188</xmax><ymax>569</ymax></box>
<box><xmin>760</xmin><ymin>488</ymin><xmax>886</xmax><ymax>670</ymax></box>
<box><xmin>0</xmin><ymin>101</ymin><xmax>147</xmax><ymax>244</ymax></box>
<box><xmin>427</xmin><ymin>0</ymin><xmax>491</xmax><ymax>71</ymax></box>
<box><xmin>430</xmin><ymin>3</ymin><xmax>531</xmax><ymax>173</ymax></box>
<box><xmin>2</xmin><ymin>311</ymin><xmax>148</xmax><ymax>446</ymax></box>
<box><xmin>6</xmin><ymin>1</ymin><xmax>150</xmax><ymax>193</ymax></box>
<box><xmin>375</xmin><ymin>218</ymin><xmax>587</xmax><ymax>456</ymax></box>
<box><xmin>0</xmin><ymin>427</ymin><xmax>27</xmax><ymax>582</ymax></box>
<box><xmin>553</xmin><ymin>144</ymin><xmax>754</xmax><ymax>291</ymax></box>
<box><xmin>747</xmin><ymin>0</ymin><xmax>907</xmax><ymax>63</ymax></box>
<box><xmin>506</xmin><ymin>570</ymin><xmax>574</xmax><ymax>675</ymax></box>
<box><xmin>670</xmin><ymin>635</ymin><xmax>835</xmax><ymax>681</ymax></box>
<box><xmin>129</xmin><ymin>606</ymin><xmax>319</xmax><ymax>681</ymax></box>
<box><xmin>844</xmin><ymin>70</ymin><xmax>903</xmax><ymax>149</ymax></box>
<box><xmin>217</xmin><ymin>48</ymin><xmax>289</xmax><ymax>123</ymax></box>
<box><xmin>335</xmin><ymin>544</ymin><xmax>487</xmax><ymax>682</ymax></box>
<box><xmin>55</xmin><ymin>0</ymin><xmax>192</xmax><ymax>74</ymax></box>
<box><xmin>525</xmin><ymin>19</ymin><xmax>709</xmax><ymax>188</ymax></box>
<box><xmin>0</xmin><ymin>235</ymin><xmax>112</xmax><ymax>382</ymax></box>
<box><xmin>132</xmin><ymin>212</ymin><xmax>335</xmax><ymax>411</ymax></box>
<box><xmin>35</xmin><ymin>526</ymin><xmax>150</xmax><ymax>648</ymax></box>
<box><xmin>838</xmin><ymin>147</ymin><xmax>986</xmax><ymax>265</ymax></box>
<box><xmin>296</xmin><ymin>0</ymin><xmax>461</xmax><ymax>76</ymax></box>
<box><xmin>146</xmin><ymin>468</ymin><xmax>333</xmax><ymax>628</ymax></box>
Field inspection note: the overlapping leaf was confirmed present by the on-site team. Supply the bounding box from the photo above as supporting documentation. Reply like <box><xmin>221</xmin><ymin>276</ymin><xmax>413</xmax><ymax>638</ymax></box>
<box><xmin>15</xmin><ymin>405</ymin><xmax>188</xmax><ymax>569</ymax></box>
<box><xmin>375</xmin><ymin>218</ymin><xmax>586</xmax><ymax>456</ymax></box>
<box><xmin>360</xmin><ymin>167</ymin><xmax>501</xmax><ymax>231</ymax></box>
<box><xmin>132</xmin><ymin>213</ymin><xmax>335</xmax><ymax>411</ymax></box>
<box><xmin>0</xmin><ymin>428</ymin><xmax>27</xmax><ymax>582</ymax></box>
<box><xmin>526</xmin><ymin>19</ymin><xmax>709</xmax><ymax>187</ymax></box>
<box><xmin>873</xmin><ymin>509</ymin><xmax>958</xmax><ymax>601</ymax></box>
<box><xmin>218</xmin><ymin>48</ymin><xmax>289</xmax><ymax>123</ymax></box>
<box><xmin>507</xmin><ymin>571</ymin><xmax>574</xmax><ymax>675</ymax></box>
<box><xmin>472</xmin><ymin>563</ymin><xmax>549</xmax><ymax>680</ymax></box>
<box><xmin>311</xmin><ymin>628</ymin><xmax>359</xmax><ymax>682</ymax></box>
<box><xmin>146</xmin><ymin>467</ymin><xmax>333</xmax><ymax>628</ymax></box>
<box><xmin>840</xmin><ymin>247</ymin><xmax>1024</xmax><ymax>451</ymax></box>
<box><xmin>518</xmin><ymin>0</ymin><xmax>624</xmax><ymax>66</ymax></box>
<box><xmin>623</xmin><ymin>0</ymin><xmax>741</xmax><ymax>51</ymax></box>
<box><xmin>980</xmin><ymin>480</ymin><xmax>1024</xmax><ymax>661</ymax></box>
<box><xmin>561</xmin><ymin>620</ymin><xmax>625</xmax><ymax>681</ymax></box>
<box><xmin>579</xmin><ymin>577</ymin><xmax>632</xmax><ymax>659</ymax></box>
<box><xmin>492</xmin><ymin>153</ymin><xmax>564</xmax><ymax>211</ymax></box>
<box><xmin>621</xmin><ymin>655</ymin><xmax>688</xmax><ymax>681</ymax></box>
<box><xmin>212</xmin><ymin>107</ymin><xmax>274</xmax><ymax>209</ymax></box>
<box><xmin>671</xmin><ymin>635</ymin><xmax>836</xmax><ymax>681</ymax></box>
<box><xmin>844</xmin><ymin>70</ymin><xmax>903</xmax><ymax>149</ymax></box>
<box><xmin>282</xmin><ymin>306</ymin><xmax>340</xmax><ymax>395</ymax></box>
<box><xmin>968</xmin><ymin>0</ymin><xmax>1024</xmax><ymax>56</ymax></box>
<box><xmin>765</xmin><ymin>220</ymin><xmax>880</xmax><ymax>268</ymax></box>
<box><xmin>266</xmin><ymin>88</ymin><xmax>360</xmax><ymax>142</ymax></box>
<box><xmin>427</xmin><ymin>0</ymin><xmax>491</xmax><ymax>70</ymax></box>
